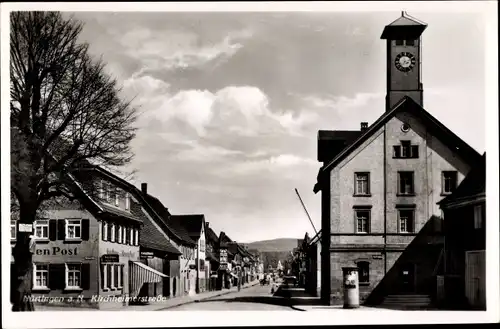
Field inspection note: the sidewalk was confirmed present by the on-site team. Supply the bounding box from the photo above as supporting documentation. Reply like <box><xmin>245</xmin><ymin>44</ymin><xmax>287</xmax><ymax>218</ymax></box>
<box><xmin>35</xmin><ymin>280</ymin><xmax>259</xmax><ymax>312</ymax></box>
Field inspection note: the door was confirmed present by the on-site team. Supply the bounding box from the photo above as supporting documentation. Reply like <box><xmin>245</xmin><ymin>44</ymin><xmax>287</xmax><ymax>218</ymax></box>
<box><xmin>399</xmin><ymin>263</ymin><xmax>416</xmax><ymax>294</ymax></box>
<box><xmin>466</xmin><ymin>250</ymin><xmax>486</xmax><ymax>308</ymax></box>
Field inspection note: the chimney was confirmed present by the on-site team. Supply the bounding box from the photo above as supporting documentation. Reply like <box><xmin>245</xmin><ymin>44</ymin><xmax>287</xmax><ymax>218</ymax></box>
<box><xmin>360</xmin><ymin>122</ymin><xmax>368</xmax><ymax>132</ymax></box>
<box><xmin>141</xmin><ymin>183</ymin><xmax>147</xmax><ymax>194</ymax></box>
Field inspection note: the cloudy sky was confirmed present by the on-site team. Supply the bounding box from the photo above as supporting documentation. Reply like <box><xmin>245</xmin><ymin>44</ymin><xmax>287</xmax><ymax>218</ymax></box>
<box><xmin>66</xmin><ymin>6</ymin><xmax>488</xmax><ymax>243</ymax></box>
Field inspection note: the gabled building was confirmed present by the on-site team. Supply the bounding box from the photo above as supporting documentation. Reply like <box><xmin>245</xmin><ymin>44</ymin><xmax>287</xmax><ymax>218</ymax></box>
<box><xmin>137</xmin><ymin>184</ymin><xmax>197</xmax><ymax>297</ymax></box>
<box><xmin>10</xmin><ymin>165</ymin><xmax>174</xmax><ymax>309</ymax></box>
<box><xmin>204</xmin><ymin>222</ymin><xmax>221</xmax><ymax>291</ymax></box>
<box><xmin>438</xmin><ymin>153</ymin><xmax>486</xmax><ymax>309</ymax></box>
<box><xmin>313</xmin><ymin>12</ymin><xmax>482</xmax><ymax>306</ymax></box>
<box><xmin>171</xmin><ymin>214</ymin><xmax>208</xmax><ymax>294</ymax></box>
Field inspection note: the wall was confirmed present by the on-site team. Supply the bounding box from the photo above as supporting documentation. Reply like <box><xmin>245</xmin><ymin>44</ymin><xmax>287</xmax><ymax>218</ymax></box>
<box><xmin>327</xmin><ymin>109</ymin><xmax>472</xmax><ymax>304</ymax></box>
<box><xmin>198</xmin><ymin>224</ymin><xmax>206</xmax><ymax>292</ymax></box>
<box><xmin>29</xmin><ymin>208</ymin><xmax>100</xmax><ymax>306</ymax></box>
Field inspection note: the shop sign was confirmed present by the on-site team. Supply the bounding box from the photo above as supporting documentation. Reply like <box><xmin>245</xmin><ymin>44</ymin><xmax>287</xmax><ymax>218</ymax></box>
<box><xmin>101</xmin><ymin>254</ymin><xmax>119</xmax><ymax>263</ymax></box>
<box><xmin>106</xmin><ymin>249</ymin><xmax>136</xmax><ymax>258</ymax></box>
<box><xmin>372</xmin><ymin>255</ymin><xmax>383</xmax><ymax>260</ymax></box>
<box><xmin>35</xmin><ymin>247</ymin><xmax>78</xmax><ymax>256</ymax></box>
<box><xmin>140</xmin><ymin>252</ymin><xmax>154</xmax><ymax>259</ymax></box>
<box><xmin>19</xmin><ymin>223</ymin><xmax>33</xmax><ymax>232</ymax></box>
<box><xmin>219</xmin><ymin>264</ymin><xmax>228</xmax><ymax>271</ymax></box>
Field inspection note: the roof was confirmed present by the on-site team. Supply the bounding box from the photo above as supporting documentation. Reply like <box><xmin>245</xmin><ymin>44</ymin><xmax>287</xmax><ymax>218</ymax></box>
<box><xmin>205</xmin><ymin>225</ymin><xmax>219</xmax><ymax>245</ymax></box>
<box><xmin>141</xmin><ymin>193</ymin><xmax>196</xmax><ymax>246</ymax></box>
<box><xmin>319</xmin><ymin>130</ymin><xmax>361</xmax><ymax>142</ymax></box>
<box><xmin>99</xmin><ymin>203</ymin><xmax>142</xmax><ymax>224</ymax></box>
<box><xmin>314</xmin><ymin>96</ymin><xmax>483</xmax><ymax>193</ymax></box>
<box><xmin>439</xmin><ymin>153</ymin><xmax>486</xmax><ymax>208</ymax></box>
<box><xmin>132</xmin><ymin>203</ymin><xmax>182</xmax><ymax>255</ymax></box>
<box><xmin>206</xmin><ymin>250</ymin><xmax>219</xmax><ymax>263</ymax></box>
<box><xmin>167</xmin><ymin>215</ymin><xmax>197</xmax><ymax>245</ymax></box>
<box><xmin>381</xmin><ymin>12</ymin><xmax>427</xmax><ymax>39</ymax></box>
<box><xmin>171</xmin><ymin>214</ymin><xmax>205</xmax><ymax>242</ymax></box>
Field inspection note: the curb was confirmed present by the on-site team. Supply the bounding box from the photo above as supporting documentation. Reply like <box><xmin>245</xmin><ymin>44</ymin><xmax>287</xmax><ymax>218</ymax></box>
<box><xmin>157</xmin><ymin>281</ymin><xmax>259</xmax><ymax>311</ymax></box>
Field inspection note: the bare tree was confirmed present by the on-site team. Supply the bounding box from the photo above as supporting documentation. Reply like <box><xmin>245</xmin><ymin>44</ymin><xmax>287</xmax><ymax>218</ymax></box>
<box><xmin>10</xmin><ymin>12</ymin><xmax>137</xmax><ymax>311</ymax></box>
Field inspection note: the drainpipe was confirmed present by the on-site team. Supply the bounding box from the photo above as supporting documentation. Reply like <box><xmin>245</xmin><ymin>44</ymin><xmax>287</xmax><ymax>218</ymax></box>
<box><xmin>383</xmin><ymin>115</ymin><xmax>388</xmax><ymax>275</ymax></box>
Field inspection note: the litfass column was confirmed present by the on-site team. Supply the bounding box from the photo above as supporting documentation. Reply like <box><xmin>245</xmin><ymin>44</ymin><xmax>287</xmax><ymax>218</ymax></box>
<box><xmin>342</xmin><ymin>267</ymin><xmax>360</xmax><ymax>309</ymax></box>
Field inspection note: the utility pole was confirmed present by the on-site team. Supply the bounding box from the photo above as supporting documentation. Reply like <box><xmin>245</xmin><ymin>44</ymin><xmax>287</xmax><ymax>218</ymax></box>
<box><xmin>294</xmin><ymin>188</ymin><xmax>318</xmax><ymax>236</ymax></box>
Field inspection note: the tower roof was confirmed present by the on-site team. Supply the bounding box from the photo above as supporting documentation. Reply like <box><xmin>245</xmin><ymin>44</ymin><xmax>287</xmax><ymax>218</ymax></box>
<box><xmin>381</xmin><ymin>11</ymin><xmax>427</xmax><ymax>39</ymax></box>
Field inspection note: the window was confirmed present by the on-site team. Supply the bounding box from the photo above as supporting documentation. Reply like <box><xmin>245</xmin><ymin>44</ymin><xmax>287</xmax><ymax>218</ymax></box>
<box><xmin>442</xmin><ymin>171</ymin><xmax>458</xmax><ymax>195</ymax></box>
<box><xmin>118</xmin><ymin>225</ymin><xmax>122</xmax><ymax>244</ymax></box>
<box><xmin>66</xmin><ymin>219</ymin><xmax>82</xmax><ymax>239</ymax></box>
<box><xmin>406</xmin><ymin>39</ymin><xmax>415</xmax><ymax>46</ymax></box>
<box><xmin>66</xmin><ymin>263</ymin><xmax>81</xmax><ymax>289</ymax></box>
<box><xmin>101</xmin><ymin>264</ymin><xmax>107</xmax><ymax>290</ymax></box>
<box><xmin>105</xmin><ymin>181</ymin><xmax>111</xmax><ymax>203</ymax></box>
<box><xmin>102</xmin><ymin>221</ymin><xmax>108</xmax><ymax>241</ymax></box>
<box><xmin>111</xmin><ymin>223</ymin><xmax>117</xmax><ymax>242</ymax></box>
<box><xmin>357</xmin><ymin>262</ymin><xmax>370</xmax><ymax>284</ymax></box>
<box><xmin>35</xmin><ymin>220</ymin><xmax>49</xmax><ymax>239</ymax></box>
<box><xmin>398</xmin><ymin>172</ymin><xmax>415</xmax><ymax>195</ymax></box>
<box><xmin>123</xmin><ymin>227</ymin><xmax>128</xmax><ymax>245</ymax></box>
<box><xmin>99</xmin><ymin>180</ymin><xmax>104</xmax><ymax>199</ymax></box>
<box><xmin>354</xmin><ymin>173</ymin><xmax>370</xmax><ymax>195</ymax></box>
<box><xmin>115</xmin><ymin>188</ymin><xmax>120</xmax><ymax>207</ymax></box>
<box><xmin>106</xmin><ymin>264</ymin><xmax>112</xmax><ymax>289</ymax></box>
<box><xmin>399</xmin><ymin>209</ymin><xmax>415</xmax><ymax>233</ymax></box>
<box><xmin>134</xmin><ymin>228</ymin><xmax>139</xmax><ymax>246</ymax></box>
<box><xmin>33</xmin><ymin>264</ymin><xmax>49</xmax><ymax>289</ymax></box>
<box><xmin>395</xmin><ymin>39</ymin><xmax>404</xmax><ymax>46</ymax></box>
<box><xmin>117</xmin><ymin>265</ymin><xmax>123</xmax><ymax>288</ymax></box>
<box><xmin>355</xmin><ymin>209</ymin><xmax>370</xmax><ymax>233</ymax></box>
<box><xmin>474</xmin><ymin>204</ymin><xmax>484</xmax><ymax>229</ymax></box>
<box><xmin>125</xmin><ymin>193</ymin><xmax>130</xmax><ymax>211</ymax></box>
<box><xmin>393</xmin><ymin>142</ymin><xmax>419</xmax><ymax>159</ymax></box>
<box><xmin>11</xmin><ymin>220</ymin><xmax>16</xmax><ymax>240</ymax></box>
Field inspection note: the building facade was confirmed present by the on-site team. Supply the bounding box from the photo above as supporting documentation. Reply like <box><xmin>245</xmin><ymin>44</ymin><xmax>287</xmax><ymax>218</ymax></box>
<box><xmin>10</xmin><ymin>166</ymin><xmax>171</xmax><ymax>309</ymax></box>
<box><xmin>438</xmin><ymin>154</ymin><xmax>486</xmax><ymax>309</ymax></box>
<box><xmin>313</xmin><ymin>12</ymin><xmax>482</xmax><ymax>306</ymax></box>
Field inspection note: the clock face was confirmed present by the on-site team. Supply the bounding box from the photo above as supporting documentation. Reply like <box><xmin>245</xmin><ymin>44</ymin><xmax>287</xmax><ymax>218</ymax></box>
<box><xmin>395</xmin><ymin>52</ymin><xmax>416</xmax><ymax>72</ymax></box>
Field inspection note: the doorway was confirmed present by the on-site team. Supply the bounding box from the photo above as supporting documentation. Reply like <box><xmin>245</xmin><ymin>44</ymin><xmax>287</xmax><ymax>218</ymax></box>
<box><xmin>399</xmin><ymin>263</ymin><xmax>416</xmax><ymax>294</ymax></box>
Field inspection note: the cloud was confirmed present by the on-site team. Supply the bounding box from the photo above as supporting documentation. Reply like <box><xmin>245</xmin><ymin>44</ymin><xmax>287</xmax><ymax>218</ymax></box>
<box><xmin>116</xmin><ymin>27</ymin><xmax>253</xmax><ymax>71</ymax></box>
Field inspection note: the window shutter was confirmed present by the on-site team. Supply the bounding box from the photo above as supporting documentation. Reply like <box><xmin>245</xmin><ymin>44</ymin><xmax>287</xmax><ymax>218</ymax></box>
<box><xmin>57</xmin><ymin>220</ymin><xmax>66</xmax><ymax>240</ymax></box>
<box><xmin>120</xmin><ymin>264</ymin><xmax>124</xmax><ymax>288</ymax></box>
<box><xmin>411</xmin><ymin>145</ymin><xmax>419</xmax><ymax>158</ymax></box>
<box><xmin>108</xmin><ymin>223</ymin><xmax>112</xmax><ymax>240</ymax></box>
<box><xmin>114</xmin><ymin>265</ymin><xmax>119</xmax><ymax>288</ymax></box>
<box><xmin>49</xmin><ymin>264</ymin><xmax>66</xmax><ymax>290</ymax></box>
<box><xmin>101</xmin><ymin>264</ymin><xmax>106</xmax><ymax>290</ymax></box>
<box><xmin>81</xmin><ymin>263</ymin><xmax>90</xmax><ymax>290</ymax></box>
<box><xmin>81</xmin><ymin>219</ymin><xmax>90</xmax><ymax>241</ymax></box>
<box><xmin>393</xmin><ymin>146</ymin><xmax>401</xmax><ymax>158</ymax></box>
<box><xmin>49</xmin><ymin>220</ymin><xmax>57</xmax><ymax>241</ymax></box>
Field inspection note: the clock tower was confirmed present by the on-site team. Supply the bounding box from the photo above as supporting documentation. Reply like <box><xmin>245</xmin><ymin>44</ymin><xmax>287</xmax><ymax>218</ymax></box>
<box><xmin>381</xmin><ymin>11</ymin><xmax>427</xmax><ymax>110</ymax></box>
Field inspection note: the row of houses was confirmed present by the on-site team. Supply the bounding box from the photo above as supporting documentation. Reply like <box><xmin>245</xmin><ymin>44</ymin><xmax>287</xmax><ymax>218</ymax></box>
<box><xmin>10</xmin><ymin>164</ymin><xmax>263</xmax><ymax>309</ymax></box>
<box><xmin>292</xmin><ymin>12</ymin><xmax>486</xmax><ymax>310</ymax></box>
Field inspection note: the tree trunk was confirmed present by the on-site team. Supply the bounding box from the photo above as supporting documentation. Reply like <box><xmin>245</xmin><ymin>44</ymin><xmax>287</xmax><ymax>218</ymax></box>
<box><xmin>11</xmin><ymin>204</ymin><xmax>37</xmax><ymax>312</ymax></box>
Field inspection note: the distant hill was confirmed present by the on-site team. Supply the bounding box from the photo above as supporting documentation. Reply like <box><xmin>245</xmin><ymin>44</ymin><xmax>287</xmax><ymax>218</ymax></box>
<box><xmin>242</xmin><ymin>238</ymin><xmax>299</xmax><ymax>252</ymax></box>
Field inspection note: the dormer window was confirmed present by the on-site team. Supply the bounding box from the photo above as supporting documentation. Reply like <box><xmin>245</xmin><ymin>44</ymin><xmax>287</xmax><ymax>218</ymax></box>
<box><xmin>115</xmin><ymin>188</ymin><xmax>120</xmax><ymax>207</ymax></box>
<box><xmin>125</xmin><ymin>193</ymin><xmax>130</xmax><ymax>211</ymax></box>
<box><xmin>393</xmin><ymin>141</ymin><xmax>419</xmax><ymax>159</ymax></box>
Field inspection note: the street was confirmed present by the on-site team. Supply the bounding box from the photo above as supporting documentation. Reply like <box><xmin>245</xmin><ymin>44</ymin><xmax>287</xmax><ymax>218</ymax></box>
<box><xmin>168</xmin><ymin>283</ymin><xmax>297</xmax><ymax>311</ymax></box>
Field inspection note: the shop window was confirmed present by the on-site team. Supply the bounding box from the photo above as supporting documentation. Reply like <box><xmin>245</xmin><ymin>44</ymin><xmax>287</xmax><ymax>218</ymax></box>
<box><xmin>357</xmin><ymin>261</ymin><xmax>370</xmax><ymax>284</ymax></box>
<box><xmin>33</xmin><ymin>263</ymin><xmax>49</xmax><ymax>290</ymax></box>
<box><xmin>399</xmin><ymin>209</ymin><xmax>415</xmax><ymax>233</ymax></box>
<box><xmin>66</xmin><ymin>219</ymin><xmax>82</xmax><ymax>240</ymax></box>
<box><xmin>355</xmin><ymin>209</ymin><xmax>370</xmax><ymax>233</ymax></box>
<box><xmin>11</xmin><ymin>220</ymin><xmax>16</xmax><ymax>240</ymax></box>
<box><xmin>398</xmin><ymin>171</ymin><xmax>415</xmax><ymax>195</ymax></box>
<box><xmin>442</xmin><ymin>171</ymin><xmax>458</xmax><ymax>195</ymax></box>
<box><xmin>65</xmin><ymin>263</ymin><xmax>81</xmax><ymax>289</ymax></box>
